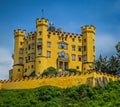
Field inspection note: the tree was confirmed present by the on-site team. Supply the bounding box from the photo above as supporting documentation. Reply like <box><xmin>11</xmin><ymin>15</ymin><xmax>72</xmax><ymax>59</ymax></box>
<box><xmin>115</xmin><ymin>42</ymin><xmax>120</xmax><ymax>75</ymax></box>
<box><xmin>107</xmin><ymin>55</ymin><xmax>119</xmax><ymax>74</ymax></box>
<box><xmin>94</xmin><ymin>55</ymin><xmax>108</xmax><ymax>72</ymax></box>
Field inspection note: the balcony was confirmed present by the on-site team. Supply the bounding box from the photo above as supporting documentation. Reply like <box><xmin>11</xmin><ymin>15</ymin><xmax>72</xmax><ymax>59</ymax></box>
<box><xmin>58</xmin><ymin>56</ymin><xmax>69</xmax><ymax>62</ymax></box>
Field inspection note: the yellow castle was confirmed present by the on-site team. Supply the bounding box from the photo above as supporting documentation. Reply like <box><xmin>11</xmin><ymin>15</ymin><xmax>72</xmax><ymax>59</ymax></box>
<box><xmin>10</xmin><ymin>18</ymin><xmax>96</xmax><ymax>80</ymax></box>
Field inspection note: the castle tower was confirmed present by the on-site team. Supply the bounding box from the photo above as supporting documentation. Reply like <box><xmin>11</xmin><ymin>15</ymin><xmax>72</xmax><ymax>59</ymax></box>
<box><xmin>12</xmin><ymin>29</ymin><xmax>26</xmax><ymax>79</ymax></box>
<box><xmin>35</xmin><ymin>18</ymin><xmax>48</xmax><ymax>74</ymax></box>
<box><xmin>81</xmin><ymin>25</ymin><xmax>96</xmax><ymax>72</ymax></box>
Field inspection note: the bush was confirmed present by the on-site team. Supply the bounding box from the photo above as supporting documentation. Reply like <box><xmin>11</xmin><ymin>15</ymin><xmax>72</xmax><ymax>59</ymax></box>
<box><xmin>42</xmin><ymin>67</ymin><xmax>57</xmax><ymax>76</ymax></box>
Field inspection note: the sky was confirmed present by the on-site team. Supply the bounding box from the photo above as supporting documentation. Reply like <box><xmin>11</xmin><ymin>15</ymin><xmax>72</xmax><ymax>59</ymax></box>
<box><xmin>0</xmin><ymin>0</ymin><xmax>120</xmax><ymax>80</ymax></box>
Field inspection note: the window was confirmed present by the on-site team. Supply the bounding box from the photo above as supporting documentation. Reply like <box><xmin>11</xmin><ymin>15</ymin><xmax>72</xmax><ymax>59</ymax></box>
<box><xmin>18</xmin><ymin>69</ymin><xmax>20</xmax><ymax>72</ymax></box>
<box><xmin>83</xmin><ymin>55</ymin><xmax>87</xmax><ymax>61</ymax></box>
<box><xmin>26</xmin><ymin>48</ymin><xmax>28</xmax><ymax>53</ymax></box>
<box><xmin>19</xmin><ymin>49</ymin><xmax>23</xmax><ymax>54</ymax></box>
<box><xmin>72</xmin><ymin>54</ymin><xmax>76</xmax><ymax>61</ymax></box>
<box><xmin>19</xmin><ymin>57</ymin><xmax>23</xmax><ymax>64</ymax></box>
<box><xmin>20</xmin><ymin>42</ymin><xmax>23</xmax><ymax>45</ymax></box>
<box><xmin>76</xmin><ymin>66</ymin><xmax>79</xmax><ymax>69</ymax></box>
<box><xmin>25</xmin><ymin>68</ymin><xmax>27</xmax><ymax>72</ymax></box>
<box><xmin>58</xmin><ymin>52</ymin><xmax>68</xmax><ymax>58</ymax></box>
<box><xmin>58</xmin><ymin>43</ymin><xmax>68</xmax><ymax>49</ymax></box>
<box><xmin>26</xmin><ymin>57</ymin><xmax>28</xmax><ymax>63</ymax></box>
<box><xmin>78</xmin><ymin>46</ymin><xmax>81</xmax><ymax>52</ymax></box>
<box><xmin>47</xmin><ymin>51</ymin><xmax>51</xmax><ymax>58</ymax></box>
<box><xmin>37</xmin><ymin>38</ymin><xmax>42</xmax><ymax>47</ymax></box>
<box><xmin>31</xmin><ymin>65</ymin><xmax>34</xmax><ymax>68</ymax></box>
<box><xmin>72</xmin><ymin>45</ymin><xmax>75</xmax><ymax>51</ymax></box>
<box><xmin>59</xmin><ymin>36</ymin><xmax>61</xmax><ymax>40</ymax></box>
<box><xmin>84</xmin><ymin>39</ymin><xmax>86</xmax><ymax>42</ymax></box>
<box><xmin>93</xmin><ymin>46</ymin><xmax>95</xmax><ymax>52</ymax></box>
<box><xmin>48</xmin><ymin>35</ymin><xmax>50</xmax><ymax>38</ymax></box>
<box><xmin>72</xmin><ymin>38</ymin><xmax>75</xmax><ymax>42</ymax></box>
<box><xmin>38</xmin><ymin>48</ymin><xmax>42</xmax><ymax>55</ymax></box>
<box><xmin>32</xmin><ymin>44</ymin><xmax>35</xmax><ymax>49</ymax></box>
<box><xmin>28</xmin><ymin>54</ymin><xmax>30</xmax><ymax>61</ymax></box>
<box><xmin>47</xmin><ymin>42</ymin><xmax>51</xmax><ymax>47</ymax></box>
<box><xmin>39</xmin><ymin>31</ymin><xmax>42</xmax><ymax>35</ymax></box>
<box><xmin>83</xmin><ymin>46</ymin><xmax>86</xmax><ymax>51</ymax></box>
<box><xmin>78</xmin><ymin>38</ymin><xmax>81</xmax><ymax>43</ymax></box>
<box><xmin>32</xmin><ymin>36</ymin><xmax>34</xmax><ymax>40</ymax></box>
<box><xmin>78</xmin><ymin>55</ymin><xmax>82</xmax><ymax>61</ymax></box>
<box><xmin>28</xmin><ymin>45</ymin><xmax>30</xmax><ymax>50</ymax></box>
<box><xmin>31</xmin><ymin>53</ymin><xmax>35</xmax><ymax>59</ymax></box>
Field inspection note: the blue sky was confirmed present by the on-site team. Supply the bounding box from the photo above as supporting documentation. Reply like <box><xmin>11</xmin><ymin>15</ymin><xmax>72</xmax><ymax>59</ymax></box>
<box><xmin>0</xmin><ymin>0</ymin><xmax>120</xmax><ymax>79</ymax></box>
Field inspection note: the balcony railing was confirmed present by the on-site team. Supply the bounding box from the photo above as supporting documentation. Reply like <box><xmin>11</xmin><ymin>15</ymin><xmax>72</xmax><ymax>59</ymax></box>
<box><xmin>58</xmin><ymin>56</ymin><xmax>69</xmax><ymax>62</ymax></box>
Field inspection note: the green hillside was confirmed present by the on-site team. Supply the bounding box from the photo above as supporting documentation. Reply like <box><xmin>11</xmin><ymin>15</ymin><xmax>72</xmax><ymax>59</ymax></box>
<box><xmin>0</xmin><ymin>81</ymin><xmax>120</xmax><ymax>107</ymax></box>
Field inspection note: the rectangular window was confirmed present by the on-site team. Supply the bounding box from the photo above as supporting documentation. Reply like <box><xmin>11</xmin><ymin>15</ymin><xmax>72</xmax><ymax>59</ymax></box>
<box><xmin>83</xmin><ymin>46</ymin><xmax>86</xmax><ymax>51</ymax></box>
<box><xmin>72</xmin><ymin>38</ymin><xmax>75</xmax><ymax>42</ymax></box>
<box><xmin>28</xmin><ymin>54</ymin><xmax>30</xmax><ymax>61</ymax></box>
<box><xmin>58</xmin><ymin>43</ymin><xmax>68</xmax><ymax>50</ymax></box>
<box><xmin>78</xmin><ymin>55</ymin><xmax>82</xmax><ymax>61</ymax></box>
<box><xmin>76</xmin><ymin>66</ymin><xmax>79</xmax><ymax>69</ymax></box>
<box><xmin>78</xmin><ymin>38</ymin><xmax>81</xmax><ymax>43</ymax></box>
<box><xmin>19</xmin><ymin>49</ymin><xmax>23</xmax><ymax>54</ymax></box>
<box><xmin>48</xmin><ymin>35</ymin><xmax>50</xmax><ymax>38</ymax></box>
<box><xmin>93</xmin><ymin>46</ymin><xmax>95</xmax><ymax>52</ymax></box>
<box><xmin>47</xmin><ymin>51</ymin><xmax>51</xmax><ymax>58</ymax></box>
<box><xmin>31</xmin><ymin>53</ymin><xmax>35</xmax><ymax>59</ymax></box>
<box><xmin>83</xmin><ymin>55</ymin><xmax>87</xmax><ymax>61</ymax></box>
<box><xmin>38</xmin><ymin>48</ymin><xmax>42</xmax><ymax>55</ymax></box>
<box><xmin>72</xmin><ymin>54</ymin><xmax>76</xmax><ymax>61</ymax></box>
<box><xmin>28</xmin><ymin>44</ymin><xmax>30</xmax><ymax>50</ymax></box>
<box><xmin>39</xmin><ymin>31</ymin><xmax>42</xmax><ymax>35</ymax></box>
<box><xmin>32</xmin><ymin>36</ymin><xmax>34</xmax><ymax>40</ymax></box>
<box><xmin>19</xmin><ymin>57</ymin><xmax>23</xmax><ymax>64</ymax></box>
<box><xmin>32</xmin><ymin>44</ymin><xmax>35</xmax><ymax>49</ymax></box>
<box><xmin>72</xmin><ymin>45</ymin><xmax>75</xmax><ymax>51</ymax></box>
<box><xmin>20</xmin><ymin>42</ymin><xmax>23</xmax><ymax>45</ymax></box>
<box><xmin>37</xmin><ymin>38</ymin><xmax>42</xmax><ymax>47</ymax></box>
<box><xmin>26</xmin><ymin>48</ymin><xmax>28</xmax><ymax>53</ymax></box>
<box><xmin>78</xmin><ymin>46</ymin><xmax>81</xmax><ymax>52</ymax></box>
<box><xmin>47</xmin><ymin>42</ymin><xmax>51</xmax><ymax>47</ymax></box>
<box><xmin>84</xmin><ymin>39</ymin><xmax>86</xmax><ymax>42</ymax></box>
<box><xmin>31</xmin><ymin>65</ymin><xmax>34</xmax><ymax>69</ymax></box>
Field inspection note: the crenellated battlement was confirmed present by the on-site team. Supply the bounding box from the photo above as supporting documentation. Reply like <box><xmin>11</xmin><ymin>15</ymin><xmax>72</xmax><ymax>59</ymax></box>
<box><xmin>36</xmin><ymin>18</ymin><xmax>48</xmax><ymax>27</ymax></box>
<box><xmin>14</xmin><ymin>29</ymin><xmax>26</xmax><ymax>37</ymax></box>
<box><xmin>81</xmin><ymin>25</ymin><xmax>96</xmax><ymax>34</ymax></box>
<box><xmin>48</xmin><ymin>31</ymin><xmax>82</xmax><ymax>40</ymax></box>
<box><xmin>0</xmin><ymin>71</ymin><xmax>119</xmax><ymax>90</ymax></box>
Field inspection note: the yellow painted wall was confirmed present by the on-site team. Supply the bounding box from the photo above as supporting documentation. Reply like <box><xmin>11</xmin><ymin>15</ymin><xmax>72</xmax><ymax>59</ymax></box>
<box><xmin>0</xmin><ymin>72</ymin><xmax>119</xmax><ymax>90</ymax></box>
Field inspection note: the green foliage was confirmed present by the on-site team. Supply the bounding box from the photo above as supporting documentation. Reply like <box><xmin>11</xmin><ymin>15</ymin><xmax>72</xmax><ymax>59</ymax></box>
<box><xmin>0</xmin><ymin>81</ymin><xmax>120</xmax><ymax>107</ymax></box>
<box><xmin>94</xmin><ymin>42</ymin><xmax>120</xmax><ymax>75</ymax></box>
<box><xmin>42</xmin><ymin>67</ymin><xmax>57</xmax><ymax>76</ymax></box>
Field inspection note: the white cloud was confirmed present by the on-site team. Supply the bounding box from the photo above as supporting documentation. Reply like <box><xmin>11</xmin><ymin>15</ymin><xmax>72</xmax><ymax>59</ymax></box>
<box><xmin>96</xmin><ymin>33</ymin><xmax>117</xmax><ymax>58</ymax></box>
<box><xmin>0</xmin><ymin>48</ymin><xmax>13</xmax><ymax>80</ymax></box>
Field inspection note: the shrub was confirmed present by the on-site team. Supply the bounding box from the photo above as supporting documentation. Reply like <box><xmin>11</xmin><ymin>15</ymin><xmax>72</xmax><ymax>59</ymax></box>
<box><xmin>42</xmin><ymin>67</ymin><xmax>57</xmax><ymax>76</ymax></box>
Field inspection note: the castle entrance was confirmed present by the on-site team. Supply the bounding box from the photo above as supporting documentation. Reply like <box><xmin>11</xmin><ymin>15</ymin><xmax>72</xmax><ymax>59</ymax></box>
<box><xmin>57</xmin><ymin>59</ymin><xmax>68</xmax><ymax>71</ymax></box>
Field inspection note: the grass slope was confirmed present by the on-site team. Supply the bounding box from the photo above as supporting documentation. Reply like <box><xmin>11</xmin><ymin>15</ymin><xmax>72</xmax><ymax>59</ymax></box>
<box><xmin>0</xmin><ymin>81</ymin><xmax>120</xmax><ymax>107</ymax></box>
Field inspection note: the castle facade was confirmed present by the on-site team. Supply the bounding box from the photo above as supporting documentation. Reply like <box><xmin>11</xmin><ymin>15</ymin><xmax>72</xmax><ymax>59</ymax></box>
<box><xmin>10</xmin><ymin>18</ymin><xmax>96</xmax><ymax>79</ymax></box>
